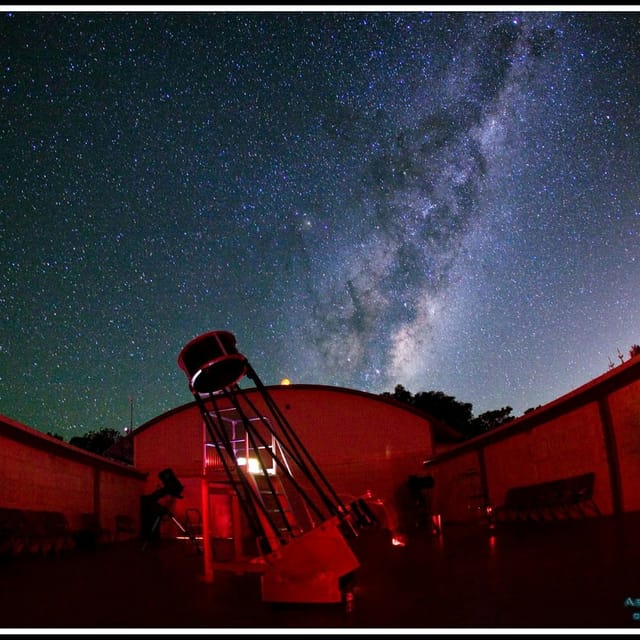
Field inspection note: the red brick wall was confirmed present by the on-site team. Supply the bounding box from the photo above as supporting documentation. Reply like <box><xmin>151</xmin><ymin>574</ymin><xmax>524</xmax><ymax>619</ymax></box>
<box><xmin>424</xmin><ymin>356</ymin><xmax>640</xmax><ymax>522</ymax></box>
<box><xmin>608</xmin><ymin>378</ymin><xmax>640</xmax><ymax>512</ymax></box>
<box><xmin>1</xmin><ymin>435</ymin><xmax>95</xmax><ymax>517</ymax></box>
<box><xmin>484</xmin><ymin>402</ymin><xmax>612</xmax><ymax>514</ymax></box>
<box><xmin>134</xmin><ymin>403</ymin><xmax>204</xmax><ymax>492</ymax></box>
<box><xmin>429</xmin><ymin>450</ymin><xmax>482</xmax><ymax>523</ymax></box>
<box><xmin>0</xmin><ymin>415</ymin><xmax>146</xmax><ymax>534</ymax></box>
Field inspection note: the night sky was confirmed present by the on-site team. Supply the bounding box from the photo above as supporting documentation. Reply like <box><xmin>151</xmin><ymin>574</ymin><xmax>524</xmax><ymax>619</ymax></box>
<box><xmin>2</xmin><ymin>9</ymin><xmax>640</xmax><ymax>439</ymax></box>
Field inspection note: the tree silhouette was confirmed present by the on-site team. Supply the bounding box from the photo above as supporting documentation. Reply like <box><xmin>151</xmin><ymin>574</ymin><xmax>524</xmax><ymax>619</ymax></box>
<box><xmin>468</xmin><ymin>406</ymin><xmax>514</xmax><ymax>438</ymax></box>
<box><xmin>69</xmin><ymin>428</ymin><xmax>121</xmax><ymax>456</ymax></box>
<box><xmin>412</xmin><ymin>390</ymin><xmax>474</xmax><ymax>434</ymax></box>
<box><xmin>385</xmin><ymin>384</ymin><xmax>413</xmax><ymax>404</ymax></box>
<box><xmin>384</xmin><ymin>339</ymin><xmax>640</xmax><ymax>441</ymax></box>
<box><xmin>382</xmin><ymin>385</ymin><xmax>507</xmax><ymax>439</ymax></box>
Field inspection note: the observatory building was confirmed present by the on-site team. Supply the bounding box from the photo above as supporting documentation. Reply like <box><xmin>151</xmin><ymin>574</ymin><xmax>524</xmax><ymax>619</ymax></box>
<box><xmin>133</xmin><ymin>384</ymin><xmax>440</xmax><ymax>536</ymax></box>
<box><xmin>2</xmin><ymin>329</ymin><xmax>640</xmax><ymax>610</ymax></box>
<box><xmin>130</xmin><ymin>330</ymin><xmax>445</xmax><ymax>600</ymax></box>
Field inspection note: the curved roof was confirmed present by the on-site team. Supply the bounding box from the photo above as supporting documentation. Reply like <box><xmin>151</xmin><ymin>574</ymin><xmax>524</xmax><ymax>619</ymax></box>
<box><xmin>133</xmin><ymin>382</ymin><xmax>459</xmax><ymax>441</ymax></box>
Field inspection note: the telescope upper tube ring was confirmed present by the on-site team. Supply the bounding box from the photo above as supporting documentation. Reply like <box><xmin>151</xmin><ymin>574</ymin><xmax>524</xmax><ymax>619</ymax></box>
<box><xmin>178</xmin><ymin>330</ymin><xmax>248</xmax><ymax>393</ymax></box>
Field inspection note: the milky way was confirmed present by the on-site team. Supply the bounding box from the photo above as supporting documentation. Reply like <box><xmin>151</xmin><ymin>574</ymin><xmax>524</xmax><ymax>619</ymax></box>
<box><xmin>2</xmin><ymin>10</ymin><xmax>640</xmax><ymax>437</ymax></box>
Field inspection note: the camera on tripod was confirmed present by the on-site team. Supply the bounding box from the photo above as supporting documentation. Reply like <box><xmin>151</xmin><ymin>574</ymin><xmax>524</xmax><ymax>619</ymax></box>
<box><xmin>140</xmin><ymin>468</ymin><xmax>201</xmax><ymax>554</ymax></box>
<box><xmin>156</xmin><ymin>467</ymin><xmax>184</xmax><ymax>500</ymax></box>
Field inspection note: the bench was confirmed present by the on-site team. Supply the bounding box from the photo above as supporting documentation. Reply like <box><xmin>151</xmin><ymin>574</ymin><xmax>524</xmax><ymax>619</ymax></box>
<box><xmin>0</xmin><ymin>508</ymin><xmax>75</xmax><ymax>557</ymax></box>
<box><xmin>32</xmin><ymin>510</ymin><xmax>75</xmax><ymax>554</ymax></box>
<box><xmin>492</xmin><ymin>472</ymin><xmax>601</xmax><ymax>524</ymax></box>
<box><xmin>0</xmin><ymin>507</ymin><xmax>27</xmax><ymax>557</ymax></box>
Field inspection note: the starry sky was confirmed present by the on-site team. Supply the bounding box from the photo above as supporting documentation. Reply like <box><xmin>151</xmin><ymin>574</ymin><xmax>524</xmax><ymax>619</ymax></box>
<box><xmin>2</xmin><ymin>8</ymin><xmax>640</xmax><ymax>439</ymax></box>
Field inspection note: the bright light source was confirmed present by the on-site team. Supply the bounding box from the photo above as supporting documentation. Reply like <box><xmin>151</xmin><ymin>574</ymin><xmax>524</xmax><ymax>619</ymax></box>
<box><xmin>237</xmin><ymin>456</ymin><xmax>261</xmax><ymax>474</ymax></box>
<box><xmin>391</xmin><ymin>534</ymin><xmax>407</xmax><ymax>547</ymax></box>
<box><xmin>280</xmin><ymin>377</ymin><xmax>291</xmax><ymax>385</ymax></box>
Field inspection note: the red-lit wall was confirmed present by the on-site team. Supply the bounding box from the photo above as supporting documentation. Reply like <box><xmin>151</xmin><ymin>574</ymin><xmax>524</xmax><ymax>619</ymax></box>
<box><xmin>132</xmin><ymin>405</ymin><xmax>205</xmax><ymax>540</ymax></box>
<box><xmin>429</xmin><ymin>450</ymin><xmax>483</xmax><ymax>523</ymax></box>
<box><xmin>134</xmin><ymin>403</ymin><xmax>204</xmax><ymax>495</ymax></box>
<box><xmin>0</xmin><ymin>415</ymin><xmax>146</xmax><ymax>534</ymax></box>
<box><xmin>424</xmin><ymin>356</ymin><xmax>640</xmax><ymax>523</ymax></box>
<box><xmin>608</xmin><ymin>377</ymin><xmax>640</xmax><ymax>511</ymax></box>
<box><xmin>484</xmin><ymin>402</ymin><xmax>612</xmax><ymax>514</ymax></box>
<box><xmin>132</xmin><ymin>385</ymin><xmax>436</xmax><ymax>533</ymax></box>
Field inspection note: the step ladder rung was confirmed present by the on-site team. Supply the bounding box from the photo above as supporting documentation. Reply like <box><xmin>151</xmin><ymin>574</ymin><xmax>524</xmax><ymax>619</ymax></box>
<box><xmin>246</xmin><ymin>472</ymin><xmax>299</xmax><ymax>551</ymax></box>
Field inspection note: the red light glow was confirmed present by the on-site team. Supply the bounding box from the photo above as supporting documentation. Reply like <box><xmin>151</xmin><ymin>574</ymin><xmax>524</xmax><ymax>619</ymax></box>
<box><xmin>391</xmin><ymin>534</ymin><xmax>407</xmax><ymax>547</ymax></box>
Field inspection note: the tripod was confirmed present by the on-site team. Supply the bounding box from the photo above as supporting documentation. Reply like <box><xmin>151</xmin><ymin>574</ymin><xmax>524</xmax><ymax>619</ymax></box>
<box><xmin>143</xmin><ymin>504</ymin><xmax>202</xmax><ymax>554</ymax></box>
<box><xmin>140</xmin><ymin>489</ymin><xmax>202</xmax><ymax>554</ymax></box>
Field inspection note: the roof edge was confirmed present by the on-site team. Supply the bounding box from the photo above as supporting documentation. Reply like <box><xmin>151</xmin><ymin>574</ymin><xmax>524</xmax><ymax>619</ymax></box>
<box><xmin>133</xmin><ymin>382</ymin><xmax>456</xmax><ymax>439</ymax></box>
<box><xmin>424</xmin><ymin>354</ymin><xmax>640</xmax><ymax>465</ymax></box>
<box><xmin>0</xmin><ymin>413</ymin><xmax>147</xmax><ymax>478</ymax></box>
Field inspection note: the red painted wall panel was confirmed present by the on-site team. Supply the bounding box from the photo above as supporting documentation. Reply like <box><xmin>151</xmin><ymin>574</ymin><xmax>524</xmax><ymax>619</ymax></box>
<box><xmin>0</xmin><ymin>416</ymin><xmax>146</xmax><ymax>534</ymax></box>
<box><xmin>608</xmin><ymin>379</ymin><xmax>640</xmax><ymax>511</ymax></box>
<box><xmin>484</xmin><ymin>402</ymin><xmax>612</xmax><ymax>514</ymax></box>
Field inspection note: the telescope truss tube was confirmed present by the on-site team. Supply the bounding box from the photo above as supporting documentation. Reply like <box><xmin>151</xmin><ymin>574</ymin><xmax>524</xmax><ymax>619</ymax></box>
<box><xmin>177</xmin><ymin>330</ymin><xmax>362</xmax><ymax>603</ymax></box>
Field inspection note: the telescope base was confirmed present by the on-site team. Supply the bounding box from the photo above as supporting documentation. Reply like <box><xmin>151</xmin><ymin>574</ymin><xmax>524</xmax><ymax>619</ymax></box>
<box><xmin>260</xmin><ymin>518</ymin><xmax>360</xmax><ymax>604</ymax></box>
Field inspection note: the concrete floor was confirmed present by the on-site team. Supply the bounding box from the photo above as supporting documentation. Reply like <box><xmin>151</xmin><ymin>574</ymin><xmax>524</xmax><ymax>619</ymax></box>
<box><xmin>2</xmin><ymin>513</ymin><xmax>640</xmax><ymax>630</ymax></box>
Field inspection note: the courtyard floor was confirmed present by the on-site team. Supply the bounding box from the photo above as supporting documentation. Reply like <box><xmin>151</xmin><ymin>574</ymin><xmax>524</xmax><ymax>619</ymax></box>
<box><xmin>2</xmin><ymin>512</ymin><xmax>640</xmax><ymax>632</ymax></box>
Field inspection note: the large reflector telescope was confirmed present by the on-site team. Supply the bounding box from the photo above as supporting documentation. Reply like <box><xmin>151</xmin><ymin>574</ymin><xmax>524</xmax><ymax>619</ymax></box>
<box><xmin>177</xmin><ymin>330</ymin><xmax>369</xmax><ymax>604</ymax></box>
